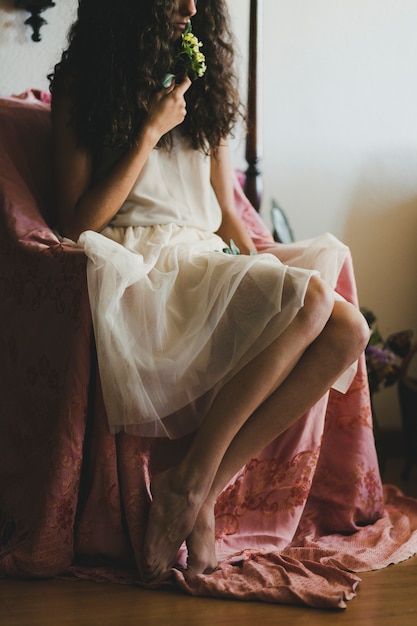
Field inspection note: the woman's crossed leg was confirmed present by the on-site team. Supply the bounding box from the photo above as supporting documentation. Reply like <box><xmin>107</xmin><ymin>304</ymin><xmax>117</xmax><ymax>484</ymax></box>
<box><xmin>143</xmin><ymin>275</ymin><xmax>369</xmax><ymax>580</ymax></box>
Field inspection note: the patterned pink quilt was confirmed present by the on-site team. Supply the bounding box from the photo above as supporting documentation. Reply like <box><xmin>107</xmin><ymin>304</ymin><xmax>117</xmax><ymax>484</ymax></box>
<box><xmin>1</xmin><ymin>94</ymin><xmax>416</xmax><ymax>609</ymax></box>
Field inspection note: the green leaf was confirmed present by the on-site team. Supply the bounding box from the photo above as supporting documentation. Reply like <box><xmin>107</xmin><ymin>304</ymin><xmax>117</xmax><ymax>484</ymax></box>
<box><xmin>161</xmin><ymin>73</ymin><xmax>175</xmax><ymax>88</ymax></box>
<box><xmin>222</xmin><ymin>240</ymin><xmax>241</xmax><ymax>255</ymax></box>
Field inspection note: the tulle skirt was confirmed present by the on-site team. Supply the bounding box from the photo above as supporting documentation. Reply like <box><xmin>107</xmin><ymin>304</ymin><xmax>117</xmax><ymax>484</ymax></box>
<box><xmin>79</xmin><ymin>226</ymin><xmax>350</xmax><ymax>438</ymax></box>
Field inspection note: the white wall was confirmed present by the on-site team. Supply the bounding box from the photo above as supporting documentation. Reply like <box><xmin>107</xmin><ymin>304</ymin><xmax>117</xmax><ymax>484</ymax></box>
<box><xmin>1</xmin><ymin>0</ymin><xmax>416</xmax><ymax>429</ymax></box>
<box><xmin>0</xmin><ymin>0</ymin><xmax>77</xmax><ymax>94</ymax></box>
<box><xmin>229</xmin><ymin>1</ymin><xmax>417</xmax><ymax>430</ymax></box>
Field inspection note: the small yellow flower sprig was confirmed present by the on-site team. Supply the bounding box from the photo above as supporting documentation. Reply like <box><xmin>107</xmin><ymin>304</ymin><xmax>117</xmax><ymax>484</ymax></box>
<box><xmin>162</xmin><ymin>21</ymin><xmax>207</xmax><ymax>88</ymax></box>
<box><xmin>181</xmin><ymin>24</ymin><xmax>207</xmax><ymax>79</ymax></box>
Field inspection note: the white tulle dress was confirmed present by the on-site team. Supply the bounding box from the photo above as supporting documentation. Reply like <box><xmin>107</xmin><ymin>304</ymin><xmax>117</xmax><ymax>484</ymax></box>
<box><xmin>79</xmin><ymin>133</ymin><xmax>352</xmax><ymax>438</ymax></box>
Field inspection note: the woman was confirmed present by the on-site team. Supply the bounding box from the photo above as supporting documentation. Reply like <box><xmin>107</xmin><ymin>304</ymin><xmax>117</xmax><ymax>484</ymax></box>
<box><xmin>49</xmin><ymin>0</ymin><xmax>369</xmax><ymax>581</ymax></box>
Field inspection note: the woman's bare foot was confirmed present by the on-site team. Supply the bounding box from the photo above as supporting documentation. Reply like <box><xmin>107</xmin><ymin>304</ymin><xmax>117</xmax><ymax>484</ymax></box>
<box><xmin>143</xmin><ymin>468</ymin><xmax>204</xmax><ymax>582</ymax></box>
<box><xmin>186</xmin><ymin>501</ymin><xmax>218</xmax><ymax>577</ymax></box>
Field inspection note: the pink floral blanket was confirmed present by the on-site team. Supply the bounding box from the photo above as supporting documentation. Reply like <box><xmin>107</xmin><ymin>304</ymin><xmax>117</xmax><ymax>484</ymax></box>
<box><xmin>1</xmin><ymin>94</ymin><xmax>416</xmax><ymax>610</ymax></box>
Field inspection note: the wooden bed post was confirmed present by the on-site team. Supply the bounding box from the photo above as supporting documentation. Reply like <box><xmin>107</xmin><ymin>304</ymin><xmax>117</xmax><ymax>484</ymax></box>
<box><xmin>244</xmin><ymin>0</ymin><xmax>262</xmax><ymax>212</ymax></box>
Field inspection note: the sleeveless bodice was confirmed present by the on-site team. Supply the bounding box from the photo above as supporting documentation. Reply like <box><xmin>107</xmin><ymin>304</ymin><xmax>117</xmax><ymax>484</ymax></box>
<box><xmin>110</xmin><ymin>133</ymin><xmax>222</xmax><ymax>232</ymax></box>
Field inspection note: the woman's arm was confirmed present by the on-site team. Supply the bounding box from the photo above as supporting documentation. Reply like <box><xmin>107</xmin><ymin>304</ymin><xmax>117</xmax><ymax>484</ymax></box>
<box><xmin>52</xmin><ymin>77</ymin><xmax>191</xmax><ymax>241</ymax></box>
<box><xmin>210</xmin><ymin>141</ymin><xmax>257</xmax><ymax>255</ymax></box>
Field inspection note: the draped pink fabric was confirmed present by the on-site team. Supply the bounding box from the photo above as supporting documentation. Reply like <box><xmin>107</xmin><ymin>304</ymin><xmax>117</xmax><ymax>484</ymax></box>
<box><xmin>1</xmin><ymin>94</ymin><xmax>417</xmax><ymax>610</ymax></box>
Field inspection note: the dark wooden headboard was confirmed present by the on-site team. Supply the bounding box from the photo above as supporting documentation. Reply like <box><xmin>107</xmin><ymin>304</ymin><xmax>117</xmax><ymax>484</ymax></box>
<box><xmin>243</xmin><ymin>0</ymin><xmax>262</xmax><ymax>212</ymax></box>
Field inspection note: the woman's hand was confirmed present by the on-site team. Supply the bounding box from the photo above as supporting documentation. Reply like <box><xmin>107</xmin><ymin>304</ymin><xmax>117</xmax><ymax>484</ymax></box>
<box><xmin>52</xmin><ymin>76</ymin><xmax>191</xmax><ymax>241</ymax></box>
<box><xmin>143</xmin><ymin>76</ymin><xmax>192</xmax><ymax>142</ymax></box>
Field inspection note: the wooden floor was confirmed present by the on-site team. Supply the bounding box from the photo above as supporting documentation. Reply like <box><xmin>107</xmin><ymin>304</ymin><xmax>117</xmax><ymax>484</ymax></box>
<box><xmin>1</xmin><ymin>457</ymin><xmax>417</xmax><ymax>626</ymax></box>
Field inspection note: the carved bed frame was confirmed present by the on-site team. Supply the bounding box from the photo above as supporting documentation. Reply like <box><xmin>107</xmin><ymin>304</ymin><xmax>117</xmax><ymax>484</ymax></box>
<box><xmin>243</xmin><ymin>0</ymin><xmax>262</xmax><ymax>212</ymax></box>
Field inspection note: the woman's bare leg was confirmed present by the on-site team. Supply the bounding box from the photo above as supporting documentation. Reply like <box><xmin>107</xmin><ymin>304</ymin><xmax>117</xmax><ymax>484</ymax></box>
<box><xmin>143</xmin><ymin>279</ymin><xmax>368</xmax><ymax>580</ymax></box>
<box><xmin>185</xmin><ymin>299</ymin><xmax>369</xmax><ymax>575</ymax></box>
<box><xmin>142</xmin><ymin>276</ymin><xmax>332</xmax><ymax>579</ymax></box>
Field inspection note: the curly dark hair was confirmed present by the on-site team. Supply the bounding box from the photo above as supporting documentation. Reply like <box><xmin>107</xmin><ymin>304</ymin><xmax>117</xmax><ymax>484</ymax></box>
<box><xmin>49</xmin><ymin>0</ymin><xmax>243</xmax><ymax>154</ymax></box>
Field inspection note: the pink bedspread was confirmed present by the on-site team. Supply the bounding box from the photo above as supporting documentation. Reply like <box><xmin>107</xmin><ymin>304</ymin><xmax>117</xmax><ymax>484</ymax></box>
<box><xmin>1</xmin><ymin>94</ymin><xmax>417</xmax><ymax>610</ymax></box>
